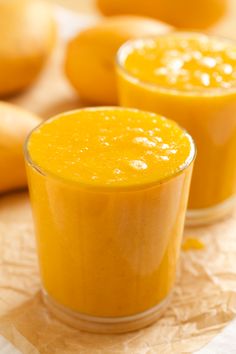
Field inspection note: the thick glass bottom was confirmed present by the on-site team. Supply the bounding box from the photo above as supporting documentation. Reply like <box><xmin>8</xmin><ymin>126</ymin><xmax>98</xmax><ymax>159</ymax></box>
<box><xmin>42</xmin><ymin>290</ymin><xmax>172</xmax><ymax>334</ymax></box>
<box><xmin>186</xmin><ymin>195</ymin><xmax>236</xmax><ymax>227</ymax></box>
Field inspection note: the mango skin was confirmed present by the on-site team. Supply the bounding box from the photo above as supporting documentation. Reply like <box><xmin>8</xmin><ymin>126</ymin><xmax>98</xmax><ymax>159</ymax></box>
<box><xmin>0</xmin><ymin>102</ymin><xmax>41</xmax><ymax>193</ymax></box>
<box><xmin>97</xmin><ymin>0</ymin><xmax>228</xmax><ymax>29</ymax></box>
<box><xmin>0</xmin><ymin>0</ymin><xmax>56</xmax><ymax>97</ymax></box>
<box><xmin>65</xmin><ymin>16</ymin><xmax>171</xmax><ymax>105</ymax></box>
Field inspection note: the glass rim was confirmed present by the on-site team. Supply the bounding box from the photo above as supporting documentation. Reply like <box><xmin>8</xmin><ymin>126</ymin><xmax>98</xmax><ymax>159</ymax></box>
<box><xmin>116</xmin><ymin>31</ymin><xmax>236</xmax><ymax>97</ymax></box>
<box><xmin>24</xmin><ymin>106</ymin><xmax>196</xmax><ymax>192</ymax></box>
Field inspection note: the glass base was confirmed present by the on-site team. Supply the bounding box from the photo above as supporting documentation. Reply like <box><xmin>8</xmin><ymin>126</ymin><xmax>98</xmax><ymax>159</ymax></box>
<box><xmin>186</xmin><ymin>196</ymin><xmax>236</xmax><ymax>227</ymax></box>
<box><xmin>42</xmin><ymin>290</ymin><xmax>172</xmax><ymax>334</ymax></box>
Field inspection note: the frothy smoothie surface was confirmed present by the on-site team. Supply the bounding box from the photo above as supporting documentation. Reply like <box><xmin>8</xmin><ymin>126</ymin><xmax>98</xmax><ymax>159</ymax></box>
<box><xmin>27</xmin><ymin>108</ymin><xmax>193</xmax><ymax>187</ymax></box>
<box><xmin>120</xmin><ymin>33</ymin><xmax>236</xmax><ymax>92</ymax></box>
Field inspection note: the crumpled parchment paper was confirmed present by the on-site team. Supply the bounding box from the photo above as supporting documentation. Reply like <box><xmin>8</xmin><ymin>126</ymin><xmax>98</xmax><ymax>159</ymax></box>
<box><xmin>1</xmin><ymin>4</ymin><xmax>236</xmax><ymax>354</ymax></box>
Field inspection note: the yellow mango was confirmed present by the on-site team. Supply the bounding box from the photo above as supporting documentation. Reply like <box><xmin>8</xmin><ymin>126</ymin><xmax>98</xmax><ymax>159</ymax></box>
<box><xmin>97</xmin><ymin>0</ymin><xmax>228</xmax><ymax>29</ymax></box>
<box><xmin>65</xmin><ymin>16</ymin><xmax>171</xmax><ymax>105</ymax></box>
<box><xmin>0</xmin><ymin>0</ymin><xmax>56</xmax><ymax>97</ymax></box>
<box><xmin>0</xmin><ymin>102</ymin><xmax>41</xmax><ymax>193</ymax></box>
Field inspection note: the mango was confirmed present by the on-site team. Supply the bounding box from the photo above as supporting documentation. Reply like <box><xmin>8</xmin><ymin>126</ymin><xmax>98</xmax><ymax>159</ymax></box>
<box><xmin>65</xmin><ymin>16</ymin><xmax>171</xmax><ymax>105</ymax></box>
<box><xmin>0</xmin><ymin>102</ymin><xmax>41</xmax><ymax>193</ymax></box>
<box><xmin>0</xmin><ymin>0</ymin><xmax>56</xmax><ymax>97</ymax></box>
<box><xmin>97</xmin><ymin>0</ymin><xmax>228</xmax><ymax>29</ymax></box>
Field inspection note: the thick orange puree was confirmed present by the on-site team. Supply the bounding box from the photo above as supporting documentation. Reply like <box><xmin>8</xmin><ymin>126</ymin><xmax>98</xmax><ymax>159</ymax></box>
<box><xmin>122</xmin><ymin>34</ymin><xmax>236</xmax><ymax>92</ymax></box>
<box><xmin>117</xmin><ymin>33</ymin><xmax>236</xmax><ymax>210</ymax></box>
<box><xmin>28</xmin><ymin>108</ymin><xmax>192</xmax><ymax>187</ymax></box>
<box><xmin>26</xmin><ymin>108</ymin><xmax>194</xmax><ymax>319</ymax></box>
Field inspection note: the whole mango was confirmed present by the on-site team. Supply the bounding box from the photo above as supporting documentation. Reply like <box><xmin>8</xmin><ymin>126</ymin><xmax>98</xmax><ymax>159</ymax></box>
<box><xmin>97</xmin><ymin>0</ymin><xmax>228</xmax><ymax>29</ymax></box>
<box><xmin>65</xmin><ymin>16</ymin><xmax>171</xmax><ymax>105</ymax></box>
<box><xmin>0</xmin><ymin>0</ymin><xmax>56</xmax><ymax>97</ymax></box>
<box><xmin>0</xmin><ymin>102</ymin><xmax>41</xmax><ymax>193</ymax></box>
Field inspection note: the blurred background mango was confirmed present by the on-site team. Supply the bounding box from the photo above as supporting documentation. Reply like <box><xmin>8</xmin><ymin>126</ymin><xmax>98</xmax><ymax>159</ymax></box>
<box><xmin>47</xmin><ymin>0</ymin><xmax>228</xmax><ymax>29</ymax></box>
<box><xmin>0</xmin><ymin>102</ymin><xmax>41</xmax><ymax>193</ymax></box>
<box><xmin>0</xmin><ymin>0</ymin><xmax>56</xmax><ymax>97</ymax></box>
<box><xmin>65</xmin><ymin>16</ymin><xmax>172</xmax><ymax>105</ymax></box>
<box><xmin>96</xmin><ymin>0</ymin><xmax>228</xmax><ymax>29</ymax></box>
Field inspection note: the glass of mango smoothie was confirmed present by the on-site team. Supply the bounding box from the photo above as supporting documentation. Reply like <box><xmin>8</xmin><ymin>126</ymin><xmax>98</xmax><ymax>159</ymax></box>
<box><xmin>117</xmin><ymin>33</ymin><xmax>236</xmax><ymax>225</ymax></box>
<box><xmin>25</xmin><ymin>107</ymin><xmax>195</xmax><ymax>333</ymax></box>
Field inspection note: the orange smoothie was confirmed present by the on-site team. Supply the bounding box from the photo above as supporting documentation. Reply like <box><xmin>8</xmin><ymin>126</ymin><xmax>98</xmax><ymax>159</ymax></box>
<box><xmin>25</xmin><ymin>107</ymin><xmax>195</xmax><ymax>333</ymax></box>
<box><xmin>117</xmin><ymin>33</ymin><xmax>236</xmax><ymax>223</ymax></box>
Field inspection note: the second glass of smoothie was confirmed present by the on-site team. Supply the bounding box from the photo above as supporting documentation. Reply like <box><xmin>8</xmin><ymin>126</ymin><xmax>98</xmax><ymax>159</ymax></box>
<box><xmin>117</xmin><ymin>32</ymin><xmax>236</xmax><ymax>225</ymax></box>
